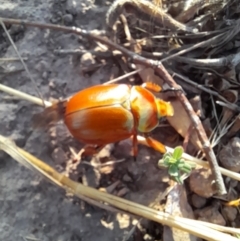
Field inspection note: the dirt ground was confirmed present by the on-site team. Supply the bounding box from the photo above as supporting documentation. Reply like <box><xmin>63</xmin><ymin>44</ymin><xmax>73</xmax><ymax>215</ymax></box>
<box><xmin>0</xmin><ymin>1</ymin><xmax>175</xmax><ymax>240</ymax></box>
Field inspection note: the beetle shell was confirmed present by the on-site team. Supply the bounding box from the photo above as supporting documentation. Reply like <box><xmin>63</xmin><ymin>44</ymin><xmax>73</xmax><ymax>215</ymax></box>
<box><xmin>64</xmin><ymin>84</ymin><xmax>172</xmax><ymax>146</ymax></box>
<box><xmin>65</xmin><ymin>84</ymin><xmax>134</xmax><ymax>145</ymax></box>
<box><xmin>32</xmin><ymin>83</ymin><xmax>174</xmax><ymax>156</ymax></box>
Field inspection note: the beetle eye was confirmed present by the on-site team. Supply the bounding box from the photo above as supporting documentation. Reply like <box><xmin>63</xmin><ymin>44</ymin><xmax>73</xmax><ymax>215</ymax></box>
<box><xmin>156</xmin><ymin>99</ymin><xmax>174</xmax><ymax>117</ymax></box>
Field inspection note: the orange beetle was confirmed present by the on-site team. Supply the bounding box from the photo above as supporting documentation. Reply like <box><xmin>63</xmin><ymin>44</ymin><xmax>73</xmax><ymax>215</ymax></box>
<box><xmin>33</xmin><ymin>82</ymin><xmax>174</xmax><ymax>158</ymax></box>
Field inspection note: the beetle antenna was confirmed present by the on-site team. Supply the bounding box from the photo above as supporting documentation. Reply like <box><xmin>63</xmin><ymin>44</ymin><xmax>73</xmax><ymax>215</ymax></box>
<box><xmin>161</xmin><ymin>87</ymin><xmax>186</xmax><ymax>95</ymax></box>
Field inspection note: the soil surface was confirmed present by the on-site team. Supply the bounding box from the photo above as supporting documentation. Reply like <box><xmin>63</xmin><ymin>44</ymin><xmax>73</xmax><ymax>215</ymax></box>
<box><xmin>0</xmin><ymin>1</ymin><xmax>173</xmax><ymax>240</ymax></box>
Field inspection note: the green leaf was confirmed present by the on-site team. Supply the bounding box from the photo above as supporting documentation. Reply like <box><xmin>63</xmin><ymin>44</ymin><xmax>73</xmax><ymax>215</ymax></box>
<box><xmin>179</xmin><ymin>165</ymin><xmax>192</xmax><ymax>174</ymax></box>
<box><xmin>172</xmin><ymin>146</ymin><xmax>184</xmax><ymax>160</ymax></box>
<box><xmin>168</xmin><ymin>157</ymin><xmax>177</xmax><ymax>164</ymax></box>
<box><xmin>163</xmin><ymin>153</ymin><xmax>171</xmax><ymax>159</ymax></box>
<box><xmin>168</xmin><ymin>165</ymin><xmax>179</xmax><ymax>177</ymax></box>
<box><xmin>179</xmin><ymin>162</ymin><xmax>192</xmax><ymax>169</ymax></box>
<box><xmin>163</xmin><ymin>155</ymin><xmax>170</xmax><ymax>164</ymax></box>
<box><xmin>158</xmin><ymin>159</ymin><xmax>166</xmax><ymax>168</ymax></box>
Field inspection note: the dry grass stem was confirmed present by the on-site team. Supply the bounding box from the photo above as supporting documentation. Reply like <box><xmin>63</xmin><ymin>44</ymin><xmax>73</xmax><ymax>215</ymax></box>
<box><xmin>0</xmin><ymin>57</ymin><xmax>28</xmax><ymax>61</ymax></box>
<box><xmin>104</xmin><ymin>68</ymin><xmax>144</xmax><ymax>84</ymax></box>
<box><xmin>0</xmin><ymin>134</ymin><xmax>239</xmax><ymax>241</ymax></box>
<box><xmin>0</xmin><ymin>83</ymin><xmax>52</xmax><ymax>107</ymax></box>
<box><xmin>0</xmin><ymin>20</ymin><xmax>44</xmax><ymax>105</ymax></box>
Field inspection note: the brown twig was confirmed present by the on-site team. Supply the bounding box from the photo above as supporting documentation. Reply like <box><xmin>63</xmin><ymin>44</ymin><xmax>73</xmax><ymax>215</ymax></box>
<box><xmin>172</xmin><ymin>71</ymin><xmax>240</xmax><ymax>116</ymax></box>
<box><xmin>105</xmin><ymin>0</ymin><xmax>198</xmax><ymax>33</ymax></box>
<box><xmin>216</xmin><ymin>101</ymin><xmax>240</xmax><ymax>113</ymax></box>
<box><xmin>53</xmin><ymin>49</ymin><xmax>114</xmax><ymax>58</ymax></box>
<box><xmin>182</xmin><ymin>124</ymin><xmax>194</xmax><ymax>152</ymax></box>
<box><xmin>160</xmin><ymin>32</ymin><xmax>226</xmax><ymax>63</ymax></box>
<box><xmin>154</xmin><ymin>67</ymin><xmax>226</xmax><ymax>195</ymax></box>
<box><xmin>174</xmin><ymin>52</ymin><xmax>240</xmax><ymax>68</ymax></box>
<box><xmin>172</xmin><ymin>72</ymin><xmax>224</xmax><ymax>97</ymax></box>
<box><xmin>0</xmin><ymin>17</ymin><xmax>226</xmax><ymax>195</ymax></box>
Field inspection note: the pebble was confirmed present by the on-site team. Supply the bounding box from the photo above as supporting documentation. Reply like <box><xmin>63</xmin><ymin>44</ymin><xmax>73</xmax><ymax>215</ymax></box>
<box><xmin>35</xmin><ymin>60</ymin><xmax>49</xmax><ymax>72</ymax></box>
<box><xmin>10</xmin><ymin>132</ymin><xmax>26</xmax><ymax>148</ymax></box>
<box><xmin>42</xmin><ymin>71</ymin><xmax>48</xmax><ymax>79</ymax></box>
<box><xmin>222</xmin><ymin>206</ymin><xmax>237</xmax><ymax>222</ymax></box>
<box><xmin>80</xmin><ymin>52</ymin><xmax>96</xmax><ymax>67</ymax></box>
<box><xmin>219</xmin><ymin>137</ymin><xmax>240</xmax><ymax>172</ymax></box>
<box><xmin>143</xmin><ymin>234</ymin><xmax>153</xmax><ymax>240</ymax></box>
<box><xmin>194</xmin><ymin>206</ymin><xmax>226</xmax><ymax>226</ymax></box>
<box><xmin>51</xmin><ymin>147</ymin><xmax>68</xmax><ymax>165</ymax></box>
<box><xmin>63</xmin><ymin>14</ymin><xmax>73</xmax><ymax>25</ymax></box>
<box><xmin>95</xmin><ymin>144</ymin><xmax>114</xmax><ymax>159</ymax></box>
<box><xmin>8</xmin><ymin>24</ymin><xmax>25</xmax><ymax>35</ymax></box>
<box><xmin>191</xmin><ymin>193</ymin><xmax>207</xmax><ymax>209</ymax></box>
<box><xmin>66</xmin><ymin>0</ymin><xmax>78</xmax><ymax>16</ymax></box>
<box><xmin>127</xmin><ymin>162</ymin><xmax>139</xmax><ymax>179</ymax></box>
<box><xmin>117</xmin><ymin>187</ymin><xmax>129</xmax><ymax>197</ymax></box>
<box><xmin>50</xmin><ymin>16</ymin><xmax>61</xmax><ymax>24</ymax></box>
<box><xmin>114</xmin><ymin>139</ymin><xmax>132</xmax><ymax>158</ymax></box>
<box><xmin>122</xmin><ymin>174</ymin><xmax>132</xmax><ymax>182</ymax></box>
<box><xmin>189</xmin><ymin>167</ymin><xmax>216</xmax><ymax>198</ymax></box>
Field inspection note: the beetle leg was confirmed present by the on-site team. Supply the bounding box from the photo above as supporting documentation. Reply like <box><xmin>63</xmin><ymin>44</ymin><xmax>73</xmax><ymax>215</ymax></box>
<box><xmin>143</xmin><ymin>134</ymin><xmax>167</xmax><ymax>154</ymax></box>
<box><xmin>161</xmin><ymin>87</ymin><xmax>185</xmax><ymax>95</ymax></box>
<box><xmin>132</xmin><ymin>133</ymin><xmax>138</xmax><ymax>161</ymax></box>
<box><xmin>142</xmin><ymin>82</ymin><xmax>184</xmax><ymax>94</ymax></box>
<box><xmin>141</xmin><ymin>82</ymin><xmax>162</xmax><ymax>93</ymax></box>
<box><xmin>81</xmin><ymin>144</ymin><xmax>105</xmax><ymax>158</ymax></box>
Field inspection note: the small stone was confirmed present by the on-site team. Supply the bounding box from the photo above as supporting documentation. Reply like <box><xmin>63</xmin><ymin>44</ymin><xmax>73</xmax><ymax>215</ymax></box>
<box><xmin>66</xmin><ymin>0</ymin><xmax>79</xmax><ymax>16</ymax></box>
<box><xmin>114</xmin><ymin>139</ymin><xmax>132</xmax><ymax>158</ymax></box>
<box><xmin>225</xmin><ymin>177</ymin><xmax>238</xmax><ymax>188</ymax></box>
<box><xmin>143</xmin><ymin>234</ymin><xmax>153</xmax><ymax>240</ymax></box>
<box><xmin>42</xmin><ymin>71</ymin><xmax>48</xmax><ymax>79</ymax></box>
<box><xmin>127</xmin><ymin>162</ymin><xmax>139</xmax><ymax>179</ymax></box>
<box><xmin>191</xmin><ymin>194</ymin><xmax>207</xmax><ymax>208</ymax></box>
<box><xmin>189</xmin><ymin>167</ymin><xmax>216</xmax><ymax>198</ymax></box>
<box><xmin>80</xmin><ymin>52</ymin><xmax>96</xmax><ymax>67</ymax></box>
<box><xmin>222</xmin><ymin>206</ymin><xmax>237</xmax><ymax>222</ymax></box>
<box><xmin>122</xmin><ymin>174</ymin><xmax>132</xmax><ymax>182</ymax></box>
<box><xmin>194</xmin><ymin>206</ymin><xmax>226</xmax><ymax>226</ymax></box>
<box><xmin>8</xmin><ymin>24</ymin><xmax>25</xmax><ymax>35</ymax></box>
<box><xmin>63</xmin><ymin>14</ymin><xmax>73</xmax><ymax>25</ymax></box>
<box><xmin>10</xmin><ymin>132</ymin><xmax>26</xmax><ymax>148</ymax></box>
<box><xmin>95</xmin><ymin>144</ymin><xmax>113</xmax><ymax>159</ymax></box>
<box><xmin>51</xmin><ymin>147</ymin><xmax>68</xmax><ymax>165</ymax></box>
<box><xmin>50</xmin><ymin>17</ymin><xmax>60</xmax><ymax>24</ymax></box>
<box><xmin>219</xmin><ymin>137</ymin><xmax>240</xmax><ymax>172</ymax></box>
<box><xmin>117</xmin><ymin>187</ymin><xmax>129</xmax><ymax>197</ymax></box>
<box><xmin>48</xmin><ymin>80</ymin><xmax>56</xmax><ymax>89</ymax></box>
<box><xmin>35</xmin><ymin>60</ymin><xmax>48</xmax><ymax>72</ymax></box>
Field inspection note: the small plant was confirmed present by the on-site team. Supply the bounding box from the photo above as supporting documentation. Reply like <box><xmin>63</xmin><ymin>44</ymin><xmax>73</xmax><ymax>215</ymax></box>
<box><xmin>158</xmin><ymin>146</ymin><xmax>196</xmax><ymax>184</ymax></box>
